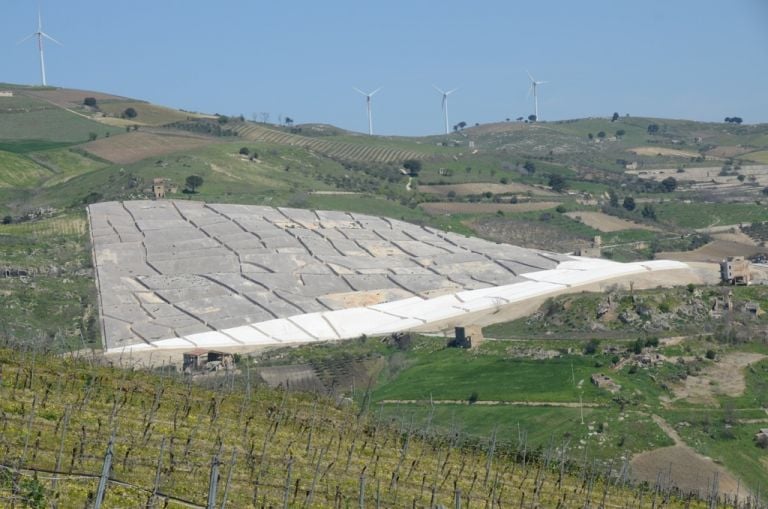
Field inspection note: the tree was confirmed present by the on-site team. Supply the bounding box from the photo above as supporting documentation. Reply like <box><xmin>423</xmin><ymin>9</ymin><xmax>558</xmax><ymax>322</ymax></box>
<box><xmin>548</xmin><ymin>174</ymin><xmax>567</xmax><ymax>192</ymax></box>
<box><xmin>239</xmin><ymin>147</ymin><xmax>250</xmax><ymax>155</ymax></box>
<box><xmin>185</xmin><ymin>175</ymin><xmax>204</xmax><ymax>193</ymax></box>
<box><xmin>641</xmin><ymin>204</ymin><xmax>657</xmax><ymax>220</ymax></box>
<box><xmin>88</xmin><ymin>132</ymin><xmax>98</xmax><ymax>141</ymax></box>
<box><xmin>457</xmin><ymin>121</ymin><xmax>467</xmax><ymax>130</ymax></box>
<box><xmin>611</xmin><ymin>112</ymin><xmax>619</xmax><ymax>122</ymax></box>
<box><xmin>122</xmin><ymin>107</ymin><xmax>138</xmax><ymax>119</ymax></box>
<box><xmin>587</xmin><ymin>133</ymin><xmax>594</xmax><ymax>140</ymax></box>
<box><xmin>647</xmin><ymin>123</ymin><xmax>659</xmax><ymax>135</ymax></box>
<box><xmin>615</xmin><ymin>129</ymin><xmax>626</xmax><ymax>138</ymax></box>
<box><xmin>705</xmin><ymin>349</ymin><xmax>716</xmax><ymax>360</ymax></box>
<box><xmin>523</xmin><ymin>161</ymin><xmax>536</xmax><ymax>174</ymax></box>
<box><xmin>83</xmin><ymin>97</ymin><xmax>97</xmax><ymax>107</ymax></box>
<box><xmin>660</xmin><ymin>176</ymin><xmax>677</xmax><ymax>193</ymax></box>
<box><xmin>285</xmin><ymin>117</ymin><xmax>294</xmax><ymax>126</ymax></box>
<box><xmin>403</xmin><ymin>159</ymin><xmax>422</xmax><ymax>176</ymax></box>
<box><xmin>467</xmin><ymin>391</ymin><xmax>479</xmax><ymax>404</ymax></box>
<box><xmin>622</xmin><ymin>196</ymin><xmax>636</xmax><ymax>211</ymax></box>
<box><xmin>597</xmin><ymin>131</ymin><xmax>606</xmax><ymax>139</ymax></box>
<box><xmin>584</xmin><ymin>339</ymin><xmax>600</xmax><ymax>355</ymax></box>
<box><xmin>528</xmin><ymin>114</ymin><xmax>537</xmax><ymax>122</ymax></box>
<box><xmin>2</xmin><ymin>215</ymin><xmax>12</xmax><ymax>225</ymax></box>
<box><xmin>724</xmin><ymin>117</ymin><xmax>743</xmax><ymax>125</ymax></box>
<box><xmin>608</xmin><ymin>189</ymin><xmax>619</xmax><ymax>208</ymax></box>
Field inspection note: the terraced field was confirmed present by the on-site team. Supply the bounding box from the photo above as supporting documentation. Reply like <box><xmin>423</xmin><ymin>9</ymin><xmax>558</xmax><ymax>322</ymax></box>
<box><xmin>235</xmin><ymin>123</ymin><xmax>424</xmax><ymax>162</ymax></box>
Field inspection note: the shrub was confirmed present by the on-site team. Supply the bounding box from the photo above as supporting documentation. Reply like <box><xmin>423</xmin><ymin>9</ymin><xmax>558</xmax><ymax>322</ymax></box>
<box><xmin>584</xmin><ymin>339</ymin><xmax>600</xmax><ymax>355</ymax></box>
<box><xmin>122</xmin><ymin>107</ymin><xmax>138</xmax><ymax>119</ymax></box>
<box><xmin>555</xmin><ymin>205</ymin><xmax>566</xmax><ymax>213</ymax></box>
<box><xmin>468</xmin><ymin>391</ymin><xmax>479</xmax><ymax>404</ymax></box>
<box><xmin>83</xmin><ymin>97</ymin><xmax>97</xmax><ymax>107</ymax></box>
<box><xmin>705</xmin><ymin>349</ymin><xmax>716</xmax><ymax>360</ymax></box>
<box><xmin>239</xmin><ymin>147</ymin><xmax>250</xmax><ymax>155</ymax></box>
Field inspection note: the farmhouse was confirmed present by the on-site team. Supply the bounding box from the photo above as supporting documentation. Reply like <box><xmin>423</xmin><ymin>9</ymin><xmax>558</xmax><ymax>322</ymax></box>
<box><xmin>151</xmin><ymin>178</ymin><xmax>178</xmax><ymax>199</ymax></box>
<box><xmin>0</xmin><ymin>91</ymin><xmax>13</xmax><ymax>98</ymax></box>
<box><xmin>720</xmin><ymin>256</ymin><xmax>750</xmax><ymax>285</ymax></box>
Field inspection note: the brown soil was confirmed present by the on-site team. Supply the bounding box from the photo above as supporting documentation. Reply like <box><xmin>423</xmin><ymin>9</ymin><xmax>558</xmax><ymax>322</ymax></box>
<box><xmin>421</xmin><ymin>201</ymin><xmax>560</xmax><ymax>215</ymax></box>
<box><xmin>656</xmin><ymin>240</ymin><xmax>762</xmax><ymax>263</ymax></box>
<box><xmin>565</xmin><ymin>211</ymin><xmax>660</xmax><ymax>232</ymax></box>
<box><xmin>671</xmin><ymin>352</ymin><xmax>766</xmax><ymax>404</ymax></box>
<box><xmin>631</xmin><ymin>445</ymin><xmax>743</xmax><ymax>496</ymax></box>
<box><xmin>418</xmin><ymin>183</ymin><xmax>556</xmax><ymax>197</ymax></box>
<box><xmin>82</xmin><ymin>131</ymin><xmax>218</xmax><ymax>164</ymax></box>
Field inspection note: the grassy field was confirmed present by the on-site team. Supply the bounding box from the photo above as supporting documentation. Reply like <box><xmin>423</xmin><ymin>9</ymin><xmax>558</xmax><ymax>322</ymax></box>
<box><xmin>96</xmin><ymin>100</ymin><xmax>196</xmax><ymax>125</ymax></box>
<box><xmin>0</xmin><ymin>150</ymin><xmax>51</xmax><ymax>187</ymax></box>
<box><xmin>655</xmin><ymin>201</ymin><xmax>768</xmax><ymax>229</ymax></box>
<box><xmin>0</xmin><ymin>108</ymin><xmax>123</xmax><ymax>142</ymax></box>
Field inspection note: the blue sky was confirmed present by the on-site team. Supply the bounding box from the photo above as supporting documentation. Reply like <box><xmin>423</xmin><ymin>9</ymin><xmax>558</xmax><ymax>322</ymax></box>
<box><xmin>3</xmin><ymin>0</ymin><xmax>767</xmax><ymax>135</ymax></box>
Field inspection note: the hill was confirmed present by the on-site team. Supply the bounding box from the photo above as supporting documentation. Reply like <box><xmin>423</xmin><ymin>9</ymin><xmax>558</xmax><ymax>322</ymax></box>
<box><xmin>0</xmin><ymin>346</ymin><xmax>750</xmax><ymax>508</ymax></box>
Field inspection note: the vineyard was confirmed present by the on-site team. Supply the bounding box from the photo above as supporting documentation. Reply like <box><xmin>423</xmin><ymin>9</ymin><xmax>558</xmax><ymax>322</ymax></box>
<box><xmin>234</xmin><ymin>123</ymin><xmax>425</xmax><ymax>163</ymax></box>
<box><xmin>0</xmin><ymin>348</ymin><xmax>761</xmax><ymax>508</ymax></box>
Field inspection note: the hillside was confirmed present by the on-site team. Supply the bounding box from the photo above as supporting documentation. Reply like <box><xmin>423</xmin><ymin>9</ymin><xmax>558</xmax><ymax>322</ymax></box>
<box><xmin>0</xmin><ymin>347</ymin><xmax>749</xmax><ymax>508</ymax></box>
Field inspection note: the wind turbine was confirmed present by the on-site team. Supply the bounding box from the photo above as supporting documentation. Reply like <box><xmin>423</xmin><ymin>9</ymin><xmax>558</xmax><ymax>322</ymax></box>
<box><xmin>19</xmin><ymin>8</ymin><xmax>61</xmax><ymax>86</ymax></box>
<box><xmin>434</xmin><ymin>86</ymin><xmax>457</xmax><ymax>135</ymax></box>
<box><xmin>526</xmin><ymin>71</ymin><xmax>548</xmax><ymax>121</ymax></box>
<box><xmin>353</xmin><ymin>87</ymin><xmax>381</xmax><ymax>135</ymax></box>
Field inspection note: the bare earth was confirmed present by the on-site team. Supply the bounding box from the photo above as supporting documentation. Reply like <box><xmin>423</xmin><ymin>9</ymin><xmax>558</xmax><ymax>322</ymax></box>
<box><xmin>421</xmin><ymin>201</ymin><xmax>560</xmax><ymax>215</ymax></box>
<box><xmin>656</xmin><ymin>240</ymin><xmax>762</xmax><ymax>263</ymax></box>
<box><xmin>671</xmin><ymin>352</ymin><xmax>766</xmax><ymax>404</ymax></box>
<box><xmin>82</xmin><ymin>131</ymin><xmax>218</xmax><ymax>164</ymax></box>
<box><xmin>565</xmin><ymin>211</ymin><xmax>660</xmax><ymax>232</ymax></box>
<box><xmin>418</xmin><ymin>183</ymin><xmax>557</xmax><ymax>197</ymax></box>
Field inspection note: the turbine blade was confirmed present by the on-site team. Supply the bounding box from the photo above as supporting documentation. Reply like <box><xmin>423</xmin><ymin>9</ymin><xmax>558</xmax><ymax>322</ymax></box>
<box><xmin>353</xmin><ymin>87</ymin><xmax>367</xmax><ymax>96</ymax></box>
<box><xmin>526</xmin><ymin>70</ymin><xmax>535</xmax><ymax>82</ymax></box>
<box><xmin>17</xmin><ymin>33</ymin><xmax>36</xmax><ymax>45</ymax></box>
<box><xmin>446</xmin><ymin>88</ymin><xmax>458</xmax><ymax>95</ymax></box>
<box><xmin>370</xmin><ymin>87</ymin><xmax>382</xmax><ymax>97</ymax></box>
<box><xmin>433</xmin><ymin>85</ymin><xmax>445</xmax><ymax>95</ymax></box>
<box><xmin>537</xmin><ymin>80</ymin><xmax>548</xmax><ymax>85</ymax></box>
<box><xmin>41</xmin><ymin>32</ymin><xmax>62</xmax><ymax>45</ymax></box>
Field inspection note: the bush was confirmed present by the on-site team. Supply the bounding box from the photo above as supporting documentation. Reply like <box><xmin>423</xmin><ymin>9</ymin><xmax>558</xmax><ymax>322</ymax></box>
<box><xmin>705</xmin><ymin>349</ymin><xmax>716</xmax><ymax>360</ymax></box>
<box><xmin>122</xmin><ymin>107</ymin><xmax>138</xmax><ymax>119</ymax></box>
<box><xmin>239</xmin><ymin>147</ymin><xmax>250</xmax><ymax>155</ymax></box>
<box><xmin>468</xmin><ymin>391</ymin><xmax>479</xmax><ymax>404</ymax></box>
<box><xmin>83</xmin><ymin>97</ymin><xmax>97</xmax><ymax>107</ymax></box>
<box><xmin>584</xmin><ymin>339</ymin><xmax>600</xmax><ymax>355</ymax></box>
<box><xmin>555</xmin><ymin>205</ymin><xmax>566</xmax><ymax>213</ymax></box>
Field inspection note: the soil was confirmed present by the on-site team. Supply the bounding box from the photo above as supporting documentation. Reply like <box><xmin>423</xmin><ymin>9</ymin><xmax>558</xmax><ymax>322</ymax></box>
<box><xmin>421</xmin><ymin>201</ymin><xmax>560</xmax><ymax>215</ymax></box>
<box><xmin>656</xmin><ymin>240</ymin><xmax>763</xmax><ymax>263</ymax></box>
<box><xmin>565</xmin><ymin>211</ymin><xmax>659</xmax><ymax>232</ymax></box>
<box><xmin>83</xmin><ymin>131</ymin><xmax>218</xmax><ymax>164</ymax></box>
<box><xmin>628</xmin><ymin>146</ymin><xmax>705</xmax><ymax>159</ymax></box>
<box><xmin>671</xmin><ymin>352</ymin><xmax>766</xmax><ymax>404</ymax></box>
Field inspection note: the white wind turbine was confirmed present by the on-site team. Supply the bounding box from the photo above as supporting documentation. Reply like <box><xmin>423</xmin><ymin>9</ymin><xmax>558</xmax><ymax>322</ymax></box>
<box><xmin>353</xmin><ymin>87</ymin><xmax>381</xmax><ymax>135</ymax></box>
<box><xmin>526</xmin><ymin>71</ymin><xmax>548</xmax><ymax>121</ymax></box>
<box><xmin>434</xmin><ymin>86</ymin><xmax>458</xmax><ymax>135</ymax></box>
<box><xmin>18</xmin><ymin>8</ymin><xmax>61</xmax><ymax>87</ymax></box>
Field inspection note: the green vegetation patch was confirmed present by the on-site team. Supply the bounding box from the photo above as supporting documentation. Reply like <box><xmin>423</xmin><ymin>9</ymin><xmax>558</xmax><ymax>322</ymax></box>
<box><xmin>0</xmin><ymin>150</ymin><xmax>51</xmax><ymax>187</ymax></box>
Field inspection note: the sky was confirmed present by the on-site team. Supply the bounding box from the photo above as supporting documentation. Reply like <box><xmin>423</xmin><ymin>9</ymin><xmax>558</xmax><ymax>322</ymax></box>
<box><xmin>2</xmin><ymin>0</ymin><xmax>767</xmax><ymax>135</ymax></box>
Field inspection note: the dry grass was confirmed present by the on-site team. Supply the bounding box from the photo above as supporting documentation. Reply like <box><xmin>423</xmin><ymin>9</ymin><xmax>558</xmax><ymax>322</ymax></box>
<box><xmin>671</xmin><ymin>352</ymin><xmax>766</xmax><ymax>404</ymax></box>
<box><xmin>82</xmin><ymin>131</ymin><xmax>217</xmax><ymax>164</ymax></box>
<box><xmin>629</xmin><ymin>146</ymin><xmax>705</xmax><ymax>158</ymax></box>
<box><xmin>421</xmin><ymin>201</ymin><xmax>560</xmax><ymax>215</ymax></box>
<box><xmin>565</xmin><ymin>211</ymin><xmax>660</xmax><ymax>232</ymax></box>
<box><xmin>418</xmin><ymin>182</ymin><xmax>556</xmax><ymax>196</ymax></box>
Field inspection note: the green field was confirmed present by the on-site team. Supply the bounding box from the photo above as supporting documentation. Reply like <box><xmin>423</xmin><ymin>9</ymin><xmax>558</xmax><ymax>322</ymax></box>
<box><xmin>655</xmin><ymin>201</ymin><xmax>768</xmax><ymax>229</ymax></box>
<box><xmin>0</xmin><ymin>150</ymin><xmax>50</xmax><ymax>187</ymax></box>
<box><xmin>0</xmin><ymin>108</ymin><xmax>123</xmax><ymax>142</ymax></box>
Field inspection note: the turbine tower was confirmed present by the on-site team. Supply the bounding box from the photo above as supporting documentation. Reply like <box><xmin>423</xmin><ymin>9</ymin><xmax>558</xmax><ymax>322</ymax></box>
<box><xmin>434</xmin><ymin>86</ymin><xmax>457</xmax><ymax>135</ymax></box>
<box><xmin>19</xmin><ymin>8</ymin><xmax>61</xmax><ymax>86</ymax></box>
<box><xmin>526</xmin><ymin>71</ymin><xmax>548</xmax><ymax>121</ymax></box>
<box><xmin>353</xmin><ymin>87</ymin><xmax>381</xmax><ymax>135</ymax></box>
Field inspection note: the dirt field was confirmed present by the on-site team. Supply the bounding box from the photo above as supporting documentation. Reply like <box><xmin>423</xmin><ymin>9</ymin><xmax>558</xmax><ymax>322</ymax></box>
<box><xmin>565</xmin><ymin>211</ymin><xmax>660</xmax><ymax>232</ymax></box>
<box><xmin>419</xmin><ymin>183</ymin><xmax>556</xmax><ymax>197</ymax></box>
<box><xmin>656</xmin><ymin>239</ymin><xmax>762</xmax><ymax>263</ymax></box>
<box><xmin>631</xmin><ymin>445</ymin><xmax>742</xmax><ymax>496</ymax></box>
<box><xmin>628</xmin><ymin>146</ymin><xmax>705</xmax><ymax>159</ymax></box>
<box><xmin>671</xmin><ymin>352</ymin><xmax>766</xmax><ymax>404</ymax></box>
<box><xmin>82</xmin><ymin>131</ymin><xmax>217</xmax><ymax>164</ymax></box>
<box><xmin>421</xmin><ymin>201</ymin><xmax>560</xmax><ymax>215</ymax></box>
